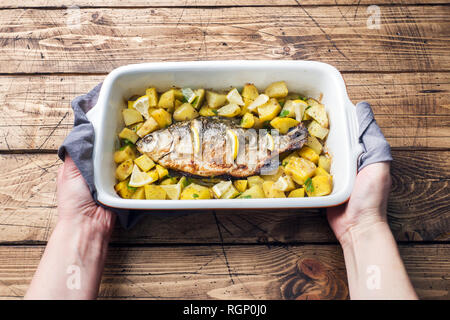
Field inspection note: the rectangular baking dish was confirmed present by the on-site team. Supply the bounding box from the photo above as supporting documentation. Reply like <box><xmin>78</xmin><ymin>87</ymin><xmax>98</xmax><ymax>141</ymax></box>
<box><xmin>87</xmin><ymin>60</ymin><xmax>362</xmax><ymax>210</ymax></box>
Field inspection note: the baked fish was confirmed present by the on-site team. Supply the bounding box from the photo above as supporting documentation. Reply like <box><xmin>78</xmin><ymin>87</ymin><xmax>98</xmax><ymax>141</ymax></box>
<box><xmin>136</xmin><ymin>117</ymin><xmax>308</xmax><ymax>178</ymax></box>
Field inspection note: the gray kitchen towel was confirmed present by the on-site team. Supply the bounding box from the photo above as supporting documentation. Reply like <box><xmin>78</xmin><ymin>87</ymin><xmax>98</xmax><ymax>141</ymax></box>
<box><xmin>355</xmin><ymin>101</ymin><xmax>393</xmax><ymax>171</ymax></box>
<box><xmin>57</xmin><ymin>86</ymin><xmax>392</xmax><ymax>229</ymax></box>
<box><xmin>57</xmin><ymin>83</ymin><xmax>144</xmax><ymax>229</ymax></box>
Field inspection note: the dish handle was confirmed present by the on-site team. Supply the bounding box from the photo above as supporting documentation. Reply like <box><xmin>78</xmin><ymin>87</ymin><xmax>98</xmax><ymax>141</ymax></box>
<box><xmin>345</xmin><ymin>99</ymin><xmax>364</xmax><ymax>166</ymax></box>
<box><xmin>86</xmin><ymin>103</ymin><xmax>102</xmax><ymax>133</ymax></box>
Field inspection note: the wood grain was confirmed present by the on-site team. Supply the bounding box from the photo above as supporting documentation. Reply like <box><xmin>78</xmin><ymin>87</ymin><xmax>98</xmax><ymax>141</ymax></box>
<box><xmin>0</xmin><ymin>151</ymin><xmax>447</xmax><ymax>244</ymax></box>
<box><xmin>1</xmin><ymin>1</ymin><xmax>448</xmax><ymax>8</ymax></box>
<box><xmin>0</xmin><ymin>6</ymin><xmax>448</xmax><ymax>74</ymax></box>
<box><xmin>0</xmin><ymin>73</ymin><xmax>448</xmax><ymax>151</ymax></box>
<box><xmin>0</xmin><ymin>244</ymin><xmax>448</xmax><ymax>299</ymax></box>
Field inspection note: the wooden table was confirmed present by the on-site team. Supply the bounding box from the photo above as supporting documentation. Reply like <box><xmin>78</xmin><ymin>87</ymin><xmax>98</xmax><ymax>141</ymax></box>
<box><xmin>0</xmin><ymin>0</ymin><xmax>448</xmax><ymax>300</ymax></box>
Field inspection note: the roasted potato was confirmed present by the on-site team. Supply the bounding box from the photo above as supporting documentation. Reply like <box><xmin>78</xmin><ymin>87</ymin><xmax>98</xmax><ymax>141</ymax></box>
<box><xmin>114</xmin><ymin>145</ymin><xmax>135</xmax><ymax>163</ymax></box>
<box><xmin>264</xmin><ymin>81</ymin><xmax>288</xmax><ymax>98</ymax></box>
<box><xmin>145</xmin><ymin>87</ymin><xmax>159</xmax><ymax>107</ymax></box>
<box><xmin>270</xmin><ymin>117</ymin><xmax>299</xmax><ymax>134</ymax></box>
<box><xmin>247</xmin><ymin>175</ymin><xmax>265</xmax><ymax>188</ymax></box>
<box><xmin>305</xmin><ymin>135</ymin><xmax>323</xmax><ymax>155</ymax></box>
<box><xmin>307</xmin><ymin>120</ymin><xmax>329</xmax><ymax>140</ymax></box>
<box><xmin>284</xmin><ymin>157</ymin><xmax>316</xmax><ymax>185</ymax></box>
<box><xmin>258</xmin><ymin>98</ymin><xmax>281</xmax><ymax>122</ymax></box>
<box><xmin>180</xmin><ymin>183</ymin><xmax>212</xmax><ymax>200</ymax></box>
<box><xmin>122</xmin><ymin>109</ymin><xmax>143</xmax><ymax>126</ymax></box>
<box><xmin>298</xmin><ymin>146</ymin><xmax>319</xmax><ymax>164</ymax></box>
<box><xmin>240</xmin><ymin>112</ymin><xmax>255</xmax><ymax>128</ymax></box>
<box><xmin>173</xmin><ymin>103</ymin><xmax>199</xmax><ymax>121</ymax></box>
<box><xmin>306</xmin><ymin>98</ymin><xmax>328</xmax><ymax>128</ymax></box>
<box><xmin>136</xmin><ymin>116</ymin><xmax>159</xmax><ymax>138</ymax></box>
<box><xmin>262</xmin><ymin>181</ymin><xmax>286</xmax><ymax>198</ymax></box>
<box><xmin>134</xmin><ymin>154</ymin><xmax>155</xmax><ymax>172</ymax></box>
<box><xmin>131</xmin><ymin>186</ymin><xmax>146</xmax><ymax>199</ymax></box>
<box><xmin>151</xmin><ymin>108</ymin><xmax>172</xmax><ymax>128</ymax></box>
<box><xmin>241</xmin><ymin>84</ymin><xmax>259</xmax><ymax>101</ymax></box>
<box><xmin>238</xmin><ymin>185</ymin><xmax>265</xmax><ymax>199</ymax></box>
<box><xmin>118</xmin><ymin>128</ymin><xmax>139</xmax><ymax>144</ymax></box>
<box><xmin>288</xmin><ymin>188</ymin><xmax>305</xmax><ymax>198</ymax></box>
<box><xmin>306</xmin><ymin>175</ymin><xmax>333</xmax><ymax>197</ymax></box>
<box><xmin>116</xmin><ymin>159</ymin><xmax>134</xmax><ymax>181</ymax></box>
<box><xmin>206</xmin><ymin>91</ymin><xmax>227</xmax><ymax>108</ymax></box>
<box><xmin>158</xmin><ymin>89</ymin><xmax>175</xmax><ymax>110</ymax></box>
<box><xmin>144</xmin><ymin>185</ymin><xmax>167</xmax><ymax>200</ymax></box>
<box><xmin>218</xmin><ymin>103</ymin><xmax>241</xmax><ymax>117</ymax></box>
<box><xmin>233</xmin><ymin>180</ymin><xmax>248</xmax><ymax>193</ymax></box>
<box><xmin>318</xmin><ymin>155</ymin><xmax>331</xmax><ymax>173</ymax></box>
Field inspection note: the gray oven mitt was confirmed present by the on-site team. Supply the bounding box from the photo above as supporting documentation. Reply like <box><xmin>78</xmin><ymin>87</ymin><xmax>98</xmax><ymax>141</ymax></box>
<box><xmin>355</xmin><ymin>101</ymin><xmax>393</xmax><ymax>171</ymax></box>
<box><xmin>57</xmin><ymin>85</ymin><xmax>392</xmax><ymax>229</ymax></box>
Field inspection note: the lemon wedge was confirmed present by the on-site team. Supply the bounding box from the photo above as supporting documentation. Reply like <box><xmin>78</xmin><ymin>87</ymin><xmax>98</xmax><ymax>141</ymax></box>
<box><xmin>227</xmin><ymin>129</ymin><xmax>239</xmax><ymax>160</ymax></box>
<box><xmin>212</xmin><ymin>181</ymin><xmax>232</xmax><ymax>199</ymax></box>
<box><xmin>266</xmin><ymin>133</ymin><xmax>274</xmax><ymax>152</ymax></box>
<box><xmin>160</xmin><ymin>183</ymin><xmax>182</xmax><ymax>200</ymax></box>
<box><xmin>226</xmin><ymin>88</ymin><xmax>244</xmax><ymax>106</ymax></box>
<box><xmin>182</xmin><ymin>88</ymin><xmax>196</xmax><ymax>103</ymax></box>
<box><xmin>132</xmin><ymin>95</ymin><xmax>150</xmax><ymax>119</ymax></box>
<box><xmin>247</xmin><ymin>94</ymin><xmax>269</xmax><ymax>112</ymax></box>
<box><xmin>191</xmin><ymin>125</ymin><xmax>200</xmax><ymax>154</ymax></box>
<box><xmin>128</xmin><ymin>164</ymin><xmax>156</xmax><ymax>187</ymax></box>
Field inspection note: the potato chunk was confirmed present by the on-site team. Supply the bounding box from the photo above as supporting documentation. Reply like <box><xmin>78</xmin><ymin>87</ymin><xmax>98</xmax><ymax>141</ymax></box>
<box><xmin>240</xmin><ymin>112</ymin><xmax>254</xmax><ymax>128</ymax></box>
<box><xmin>306</xmin><ymin>98</ymin><xmax>328</xmax><ymax>128</ymax></box>
<box><xmin>155</xmin><ymin>164</ymin><xmax>169</xmax><ymax>180</ymax></box>
<box><xmin>131</xmin><ymin>187</ymin><xmax>145</xmax><ymax>199</ymax></box>
<box><xmin>145</xmin><ymin>88</ymin><xmax>159</xmax><ymax>107</ymax></box>
<box><xmin>134</xmin><ymin>154</ymin><xmax>155</xmax><ymax>172</ymax></box>
<box><xmin>118</xmin><ymin>128</ymin><xmax>139</xmax><ymax>144</ymax></box>
<box><xmin>298</xmin><ymin>146</ymin><xmax>319</xmax><ymax>164</ymax></box>
<box><xmin>238</xmin><ymin>185</ymin><xmax>265</xmax><ymax>199</ymax></box>
<box><xmin>114</xmin><ymin>145</ymin><xmax>135</xmax><ymax>163</ymax></box>
<box><xmin>199</xmin><ymin>105</ymin><xmax>218</xmax><ymax>117</ymax></box>
<box><xmin>258</xmin><ymin>98</ymin><xmax>281</xmax><ymax>122</ymax></box>
<box><xmin>233</xmin><ymin>180</ymin><xmax>248</xmax><ymax>193</ymax></box>
<box><xmin>264</xmin><ymin>81</ymin><xmax>288</xmax><ymax>98</ymax></box>
<box><xmin>305</xmin><ymin>135</ymin><xmax>323</xmax><ymax>155</ymax></box>
<box><xmin>284</xmin><ymin>157</ymin><xmax>316</xmax><ymax>185</ymax></box>
<box><xmin>306</xmin><ymin>175</ymin><xmax>333</xmax><ymax>197</ymax></box>
<box><xmin>173</xmin><ymin>103</ymin><xmax>199</xmax><ymax>121</ymax></box>
<box><xmin>206</xmin><ymin>91</ymin><xmax>227</xmax><ymax>108</ymax></box>
<box><xmin>241</xmin><ymin>84</ymin><xmax>259</xmax><ymax>101</ymax></box>
<box><xmin>192</xmin><ymin>89</ymin><xmax>205</xmax><ymax>109</ymax></box>
<box><xmin>137</xmin><ymin>117</ymin><xmax>159</xmax><ymax>138</ymax></box>
<box><xmin>247</xmin><ymin>176</ymin><xmax>265</xmax><ymax>188</ymax></box>
<box><xmin>262</xmin><ymin>181</ymin><xmax>286</xmax><ymax>198</ymax></box>
<box><xmin>115</xmin><ymin>159</ymin><xmax>134</xmax><ymax>181</ymax></box>
<box><xmin>115</xmin><ymin>180</ymin><xmax>135</xmax><ymax>199</ymax></box>
<box><xmin>144</xmin><ymin>185</ymin><xmax>167</xmax><ymax>200</ymax></box>
<box><xmin>122</xmin><ymin>109</ymin><xmax>143</xmax><ymax>126</ymax></box>
<box><xmin>273</xmin><ymin>175</ymin><xmax>295</xmax><ymax>192</ymax></box>
<box><xmin>288</xmin><ymin>188</ymin><xmax>305</xmax><ymax>198</ymax></box>
<box><xmin>158</xmin><ymin>89</ymin><xmax>175</xmax><ymax>109</ymax></box>
<box><xmin>281</xmin><ymin>99</ymin><xmax>307</xmax><ymax>121</ymax></box>
<box><xmin>318</xmin><ymin>155</ymin><xmax>331</xmax><ymax>173</ymax></box>
<box><xmin>151</xmin><ymin>108</ymin><xmax>172</xmax><ymax>128</ymax></box>
<box><xmin>270</xmin><ymin>117</ymin><xmax>299</xmax><ymax>134</ymax></box>
<box><xmin>307</xmin><ymin>120</ymin><xmax>329</xmax><ymax>140</ymax></box>
<box><xmin>180</xmin><ymin>183</ymin><xmax>212</xmax><ymax>200</ymax></box>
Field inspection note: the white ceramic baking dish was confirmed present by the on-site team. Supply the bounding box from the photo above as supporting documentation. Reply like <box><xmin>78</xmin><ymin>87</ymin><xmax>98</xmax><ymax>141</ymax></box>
<box><xmin>87</xmin><ymin>60</ymin><xmax>362</xmax><ymax>210</ymax></box>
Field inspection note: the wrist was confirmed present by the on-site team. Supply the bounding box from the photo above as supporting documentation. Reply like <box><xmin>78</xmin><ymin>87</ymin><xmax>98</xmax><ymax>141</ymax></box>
<box><xmin>339</xmin><ymin>215</ymin><xmax>390</xmax><ymax>251</ymax></box>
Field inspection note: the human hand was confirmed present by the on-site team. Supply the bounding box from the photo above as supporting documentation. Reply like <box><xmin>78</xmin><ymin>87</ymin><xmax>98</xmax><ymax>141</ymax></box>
<box><xmin>57</xmin><ymin>155</ymin><xmax>115</xmax><ymax>235</ymax></box>
<box><xmin>326</xmin><ymin>162</ymin><xmax>391</xmax><ymax>246</ymax></box>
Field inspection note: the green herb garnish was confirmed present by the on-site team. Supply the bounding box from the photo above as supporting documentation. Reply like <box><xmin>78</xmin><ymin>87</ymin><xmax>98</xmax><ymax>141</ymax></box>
<box><xmin>241</xmin><ymin>195</ymin><xmax>252</xmax><ymax>199</ymax></box>
<box><xmin>305</xmin><ymin>105</ymin><xmax>312</xmax><ymax>111</ymax></box>
<box><xmin>193</xmin><ymin>193</ymin><xmax>199</xmax><ymax>198</ymax></box>
<box><xmin>191</xmin><ymin>96</ymin><xmax>199</xmax><ymax>107</ymax></box>
<box><xmin>279</xmin><ymin>109</ymin><xmax>289</xmax><ymax>118</ymax></box>
<box><xmin>212</xmin><ymin>109</ymin><xmax>218</xmax><ymax>115</ymax></box>
<box><xmin>298</xmin><ymin>95</ymin><xmax>308</xmax><ymax>101</ymax></box>
<box><xmin>119</xmin><ymin>139</ymin><xmax>134</xmax><ymax>150</ymax></box>
<box><xmin>127</xmin><ymin>185</ymin><xmax>137</xmax><ymax>192</ymax></box>
<box><xmin>279</xmin><ymin>100</ymin><xmax>285</xmax><ymax>108</ymax></box>
<box><xmin>305</xmin><ymin>177</ymin><xmax>314</xmax><ymax>193</ymax></box>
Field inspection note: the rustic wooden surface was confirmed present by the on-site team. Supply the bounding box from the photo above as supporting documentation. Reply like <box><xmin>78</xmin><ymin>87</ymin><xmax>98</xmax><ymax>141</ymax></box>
<box><xmin>0</xmin><ymin>0</ymin><xmax>448</xmax><ymax>300</ymax></box>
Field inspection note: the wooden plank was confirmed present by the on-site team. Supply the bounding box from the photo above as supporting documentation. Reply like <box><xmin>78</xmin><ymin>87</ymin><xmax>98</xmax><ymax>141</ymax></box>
<box><xmin>0</xmin><ymin>244</ymin><xmax>448</xmax><ymax>299</ymax></box>
<box><xmin>0</xmin><ymin>151</ymin><xmax>448</xmax><ymax>244</ymax></box>
<box><xmin>0</xmin><ymin>6</ymin><xmax>448</xmax><ymax>74</ymax></box>
<box><xmin>0</xmin><ymin>73</ymin><xmax>448</xmax><ymax>151</ymax></box>
<box><xmin>1</xmin><ymin>0</ymin><xmax>447</xmax><ymax>8</ymax></box>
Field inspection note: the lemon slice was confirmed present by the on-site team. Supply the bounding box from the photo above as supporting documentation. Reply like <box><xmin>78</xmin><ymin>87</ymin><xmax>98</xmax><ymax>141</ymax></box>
<box><xmin>160</xmin><ymin>183</ymin><xmax>182</xmax><ymax>200</ymax></box>
<box><xmin>226</xmin><ymin>88</ymin><xmax>244</xmax><ymax>106</ymax></box>
<box><xmin>212</xmin><ymin>181</ymin><xmax>232</xmax><ymax>198</ymax></box>
<box><xmin>191</xmin><ymin>126</ymin><xmax>200</xmax><ymax>154</ymax></box>
<box><xmin>128</xmin><ymin>164</ymin><xmax>156</xmax><ymax>187</ymax></box>
<box><xmin>182</xmin><ymin>88</ymin><xmax>196</xmax><ymax>103</ymax></box>
<box><xmin>132</xmin><ymin>95</ymin><xmax>150</xmax><ymax>119</ymax></box>
<box><xmin>227</xmin><ymin>129</ymin><xmax>239</xmax><ymax>160</ymax></box>
<box><xmin>266</xmin><ymin>133</ymin><xmax>274</xmax><ymax>151</ymax></box>
<box><xmin>247</xmin><ymin>94</ymin><xmax>269</xmax><ymax>112</ymax></box>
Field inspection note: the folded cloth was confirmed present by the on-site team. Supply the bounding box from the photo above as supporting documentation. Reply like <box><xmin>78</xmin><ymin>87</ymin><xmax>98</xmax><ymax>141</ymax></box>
<box><xmin>57</xmin><ymin>83</ymin><xmax>144</xmax><ymax>229</ymax></box>
<box><xmin>355</xmin><ymin>101</ymin><xmax>393</xmax><ymax>172</ymax></box>
<box><xmin>58</xmin><ymin>85</ymin><xmax>392</xmax><ymax>229</ymax></box>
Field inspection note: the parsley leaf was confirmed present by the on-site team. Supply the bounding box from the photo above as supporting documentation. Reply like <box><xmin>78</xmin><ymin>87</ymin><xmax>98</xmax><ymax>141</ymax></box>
<box><xmin>192</xmin><ymin>193</ymin><xmax>199</xmax><ymax>199</ymax></box>
<box><xmin>305</xmin><ymin>105</ymin><xmax>312</xmax><ymax>111</ymax></box>
<box><xmin>279</xmin><ymin>100</ymin><xmax>285</xmax><ymax>107</ymax></box>
<box><xmin>241</xmin><ymin>195</ymin><xmax>252</xmax><ymax>199</ymax></box>
<box><xmin>279</xmin><ymin>109</ymin><xmax>290</xmax><ymax>118</ymax></box>
<box><xmin>304</xmin><ymin>177</ymin><xmax>314</xmax><ymax>193</ymax></box>
<box><xmin>212</xmin><ymin>109</ymin><xmax>218</xmax><ymax>115</ymax></box>
<box><xmin>127</xmin><ymin>184</ymin><xmax>137</xmax><ymax>192</ymax></box>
